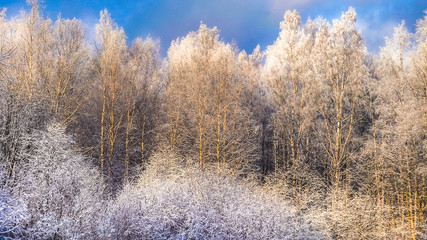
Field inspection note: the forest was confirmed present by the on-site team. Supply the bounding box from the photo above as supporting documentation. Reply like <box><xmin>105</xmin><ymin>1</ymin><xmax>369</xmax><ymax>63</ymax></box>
<box><xmin>0</xmin><ymin>1</ymin><xmax>425</xmax><ymax>239</ymax></box>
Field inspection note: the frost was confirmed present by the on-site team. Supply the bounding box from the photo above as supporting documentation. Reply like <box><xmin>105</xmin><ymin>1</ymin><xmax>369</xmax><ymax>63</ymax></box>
<box><xmin>102</xmin><ymin>151</ymin><xmax>326</xmax><ymax>239</ymax></box>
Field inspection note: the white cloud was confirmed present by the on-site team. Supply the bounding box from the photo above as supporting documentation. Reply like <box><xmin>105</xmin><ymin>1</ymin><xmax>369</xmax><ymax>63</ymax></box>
<box><xmin>265</xmin><ymin>0</ymin><xmax>322</xmax><ymax>16</ymax></box>
<box><xmin>81</xmin><ymin>13</ymin><xmax>99</xmax><ymax>52</ymax></box>
<box><xmin>356</xmin><ymin>16</ymin><xmax>398</xmax><ymax>53</ymax></box>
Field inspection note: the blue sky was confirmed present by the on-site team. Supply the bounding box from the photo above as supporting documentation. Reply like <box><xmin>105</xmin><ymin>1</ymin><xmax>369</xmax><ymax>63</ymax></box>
<box><xmin>2</xmin><ymin>0</ymin><xmax>427</xmax><ymax>56</ymax></box>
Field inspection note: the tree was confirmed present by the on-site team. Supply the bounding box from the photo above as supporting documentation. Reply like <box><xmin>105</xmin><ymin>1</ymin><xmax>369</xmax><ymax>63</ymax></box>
<box><xmin>237</xmin><ymin>46</ymin><xmax>272</xmax><ymax>175</ymax></box>
<box><xmin>373</xmin><ymin>21</ymin><xmax>426</xmax><ymax>239</ymax></box>
<box><xmin>0</xmin><ymin>6</ymin><xmax>52</xmax><ymax>183</ymax></box>
<box><xmin>263</xmin><ymin>10</ymin><xmax>319</xmax><ymax>204</ymax></box>
<box><xmin>311</xmin><ymin>8</ymin><xmax>368</xmax><ymax>206</ymax></box>
<box><xmin>38</xmin><ymin>16</ymin><xmax>89</xmax><ymax>125</ymax></box>
<box><xmin>12</xmin><ymin>0</ymin><xmax>52</xmax><ymax>100</ymax></box>
<box><xmin>94</xmin><ymin>9</ymin><xmax>127</xmax><ymax>187</ymax></box>
<box><xmin>123</xmin><ymin>37</ymin><xmax>162</xmax><ymax>182</ymax></box>
<box><xmin>412</xmin><ymin>12</ymin><xmax>427</xmax><ymax>237</ymax></box>
<box><xmin>166</xmin><ymin>24</ymin><xmax>258</xmax><ymax>173</ymax></box>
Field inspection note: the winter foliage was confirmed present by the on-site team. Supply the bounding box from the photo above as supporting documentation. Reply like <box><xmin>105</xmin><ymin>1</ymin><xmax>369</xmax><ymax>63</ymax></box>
<box><xmin>0</xmin><ymin>1</ymin><xmax>426</xmax><ymax>239</ymax></box>
<box><xmin>102</xmin><ymin>152</ymin><xmax>325</xmax><ymax>239</ymax></box>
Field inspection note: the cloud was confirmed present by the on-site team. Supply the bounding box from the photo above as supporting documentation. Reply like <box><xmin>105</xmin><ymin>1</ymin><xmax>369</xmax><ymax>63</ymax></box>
<box><xmin>2</xmin><ymin>0</ymin><xmax>425</xmax><ymax>56</ymax></box>
<box><xmin>81</xmin><ymin>13</ymin><xmax>99</xmax><ymax>48</ymax></box>
<box><xmin>357</xmin><ymin>18</ymin><xmax>397</xmax><ymax>52</ymax></box>
<box><xmin>266</xmin><ymin>0</ymin><xmax>322</xmax><ymax>13</ymax></box>
<box><xmin>263</xmin><ymin>0</ymin><xmax>326</xmax><ymax>23</ymax></box>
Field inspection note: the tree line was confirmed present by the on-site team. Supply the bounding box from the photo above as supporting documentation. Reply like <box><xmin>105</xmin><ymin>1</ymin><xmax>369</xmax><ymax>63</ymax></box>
<box><xmin>0</xmin><ymin>1</ymin><xmax>425</xmax><ymax>239</ymax></box>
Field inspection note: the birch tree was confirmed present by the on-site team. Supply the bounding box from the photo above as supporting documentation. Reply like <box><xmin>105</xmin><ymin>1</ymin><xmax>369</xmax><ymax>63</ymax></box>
<box><xmin>38</xmin><ymin>17</ymin><xmax>89</xmax><ymax>125</ymax></box>
<box><xmin>13</xmin><ymin>0</ymin><xmax>51</xmax><ymax>100</ymax></box>
<box><xmin>374</xmin><ymin>21</ymin><xmax>426</xmax><ymax>239</ymax></box>
<box><xmin>123</xmin><ymin>37</ymin><xmax>161</xmax><ymax>182</ymax></box>
<box><xmin>166</xmin><ymin>24</ymin><xmax>257</xmax><ymax>172</ymax></box>
<box><xmin>264</xmin><ymin>10</ymin><xmax>319</xmax><ymax>203</ymax></box>
<box><xmin>312</xmin><ymin>8</ymin><xmax>368</xmax><ymax>207</ymax></box>
<box><xmin>94</xmin><ymin>9</ymin><xmax>127</xmax><ymax>186</ymax></box>
<box><xmin>167</xmin><ymin>24</ymin><xmax>221</xmax><ymax>168</ymax></box>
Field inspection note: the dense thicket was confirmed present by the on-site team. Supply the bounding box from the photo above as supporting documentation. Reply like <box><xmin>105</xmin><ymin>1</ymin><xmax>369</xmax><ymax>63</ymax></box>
<box><xmin>0</xmin><ymin>1</ymin><xmax>425</xmax><ymax>239</ymax></box>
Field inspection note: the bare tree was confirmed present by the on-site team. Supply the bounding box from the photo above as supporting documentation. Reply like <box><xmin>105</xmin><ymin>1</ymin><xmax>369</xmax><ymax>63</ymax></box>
<box><xmin>94</xmin><ymin>9</ymin><xmax>127</xmax><ymax>187</ymax></box>
<box><xmin>122</xmin><ymin>37</ymin><xmax>162</xmax><ymax>182</ymax></box>
<box><xmin>38</xmin><ymin>17</ymin><xmax>89</xmax><ymax>125</ymax></box>
<box><xmin>166</xmin><ymin>24</ymin><xmax>258</xmax><ymax>173</ymax></box>
<box><xmin>263</xmin><ymin>10</ymin><xmax>319</xmax><ymax>205</ymax></box>
<box><xmin>372</xmin><ymin>21</ymin><xmax>426</xmax><ymax>239</ymax></box>
<box><xmin>311</xmin><ymin>8</ymin><xmax>368</xmax><ymax>207</ymax></box>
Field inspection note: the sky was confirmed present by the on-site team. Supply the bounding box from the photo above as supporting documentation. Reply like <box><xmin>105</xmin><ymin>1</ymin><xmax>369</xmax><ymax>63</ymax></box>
<box><xmin>2</xmin><ymin>0</ymin><xmax>427</xmax><ymax>56</ymax></box>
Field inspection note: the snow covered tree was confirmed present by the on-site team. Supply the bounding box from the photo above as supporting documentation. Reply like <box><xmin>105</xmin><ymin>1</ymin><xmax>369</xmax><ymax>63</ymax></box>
<box><xmin>166</xmin><ymin>24</ymin><xmax>258</xmax><ymax>173</ymax></box>
<box><xmin>371</xmin><ymin>21</ymin><xmax>426</xmax><ymax>238</ymax></box>
<box><xmin>237</xmin><ymin>46</ymin><xmax>273</xmax><ymax>175</ymax></box>
<box><xmin>263</xmin><ymin>10</ymin><xmax>320</xmax><ymax>205</ymax></box>
<box><xmin>122</xmin><ymin>36</ymin><xmax>162</xmax><ymax>182</ymax></box>
<box><xmin>14</xmin><ymin>123</ymin><xmax>104</xmax><ymax>239</ymax></box>
<box><xmin>93</xmin><ymin>9</ymin><xmax>127</xmax><ymax>187</ymax></box>
<box><xmin>38</xmin><ymin>16</ymin><xmax>89</xmax><ymax>125</ymax></box>
<box><xmin>311</xmin><ymin>8</ymin><xmax>368</xmax><ymax>204</ymax></box>
<box><xmin>11</xmin><ymin>0</ymin><xmax>52</xmax><ymax>100</ymax></box>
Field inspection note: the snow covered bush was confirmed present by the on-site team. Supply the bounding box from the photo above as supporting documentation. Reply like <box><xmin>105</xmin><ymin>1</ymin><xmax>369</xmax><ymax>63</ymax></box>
<box><xmin>0</xmin><ymin>163</ymin><xmax>27</xmax><ymax>238</ymax></box>
<box><xmin>102</xmin><ymin>151</ymin><xmax>326</xmax><ymax>239</ymax></box>
<box><xmin>12</xmin><ymin>123</ymin><xmax>105</xmax><ymax>239</ymax></box>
